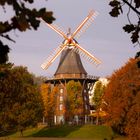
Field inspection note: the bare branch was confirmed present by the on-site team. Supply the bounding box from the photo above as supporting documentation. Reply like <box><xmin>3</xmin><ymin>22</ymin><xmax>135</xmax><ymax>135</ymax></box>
<box><xmin>122</xmin><ymin>0</ymin><xmax>140</xmax><ymax>15</ymax></box>
<box><xmin>127</xmin><ymin>0</ymin><xmax>132</xmax><ymax>24</ymax></box>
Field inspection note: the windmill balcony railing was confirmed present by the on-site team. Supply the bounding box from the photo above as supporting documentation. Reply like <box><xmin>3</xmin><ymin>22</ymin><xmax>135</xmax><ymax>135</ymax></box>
<box><xmin>46</xmin><ymin>75</ymin><xmax>99</xmax><ymax>81</ymax></box>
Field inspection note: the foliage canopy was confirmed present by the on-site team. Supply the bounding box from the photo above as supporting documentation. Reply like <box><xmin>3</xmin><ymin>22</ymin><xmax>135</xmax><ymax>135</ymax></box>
<box><xmin>109</xmin><ymin>0</ymin><xmax>140</xmax><ymax>46</ymax></box>
<box><xmin>0</xmin><ymin>0</ymin><xmax>55</xmax><ymax>63</ymax></box>
<box><xmin>0</xmin><ymin>64</ymin><xmax>43</xmax><ymax>133</ymax></box>
<box><xmin>66</xmin><ymin>80</ymin><xmax>83</xmax><ymax>121</ymax></box>
<box><xmin>40</xmin><ymin>83</ymin><xmax>57</xmax><ymax>126</ymax></box>
<box><xmin>92</xmin><ymin>81</ymin><xmax>106</xmax><ymax>109</ymax></box>
<box><xmin>103</xmin><ymin>58</ymin><xmax>140</xmax><ymax>139</ymax></box>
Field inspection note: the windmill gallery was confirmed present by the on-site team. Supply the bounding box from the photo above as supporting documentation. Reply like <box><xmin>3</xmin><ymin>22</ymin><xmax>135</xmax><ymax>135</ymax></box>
<box><xmin>39</xmin><ymin>10</ymin><xmax>102</xmax><ymax>125</ymax></box>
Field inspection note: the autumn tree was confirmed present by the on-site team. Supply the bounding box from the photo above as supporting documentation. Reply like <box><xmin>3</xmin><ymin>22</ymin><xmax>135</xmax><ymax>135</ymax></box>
<box><xmin>40</xmin><ymin>83</ymin><xmax>57</xmax><ymax>126</ymax></box>
<box><xmin>103</xmin><ymin>58</ymin><xmax>140</xmax><ymax>140</ymax></box>
<box><xmin>109</xmin><ymin>0</ymin><xmax>140</xmax><ymax>46</ymax></box>
<box><xmin>0</xmin><ymin>64</ymin><xmax>43</xmax><ymax>134</ymax></box>
<box><xmin>0</xmin><ymin>0</ymin><xmax>55</xmax><ymax>63</ymax></box>
<box><xmin>66</xmin><ymin>80</ymin><xmax>83</xmax><ymax>123</ymax></box>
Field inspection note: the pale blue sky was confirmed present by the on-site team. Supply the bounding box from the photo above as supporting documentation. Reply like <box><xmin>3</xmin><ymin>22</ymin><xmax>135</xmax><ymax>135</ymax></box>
<box><xmin>1</xmin><ymin>0</ymin><xmax>139</xmax><ymax>77</ymax></box>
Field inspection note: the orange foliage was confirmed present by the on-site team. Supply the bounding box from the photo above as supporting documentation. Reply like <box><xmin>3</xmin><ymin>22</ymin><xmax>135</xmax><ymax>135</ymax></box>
<box><xmin>40</xmin><ymin>83</ymin><xmax>58</xmax><ymax>125</ymax></box>
<box><xmin>103</xmin><ymin>58</ymin><xmax>140</xmax><ymax>139</ymax></box>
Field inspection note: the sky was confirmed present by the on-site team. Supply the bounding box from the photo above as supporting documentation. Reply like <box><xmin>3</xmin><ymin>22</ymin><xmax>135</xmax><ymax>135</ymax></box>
<box><xmin>1</xmin><ymin>0</ymin><xmax>139</xmax><ymax>77</ymax></box>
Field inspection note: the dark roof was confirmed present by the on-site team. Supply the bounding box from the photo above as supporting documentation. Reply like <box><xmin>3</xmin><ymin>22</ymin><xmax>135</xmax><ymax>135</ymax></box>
<box><xmin>54</xmin><ymin>47</ymin><xmax>87</xmax><ymax>76</ymax></box>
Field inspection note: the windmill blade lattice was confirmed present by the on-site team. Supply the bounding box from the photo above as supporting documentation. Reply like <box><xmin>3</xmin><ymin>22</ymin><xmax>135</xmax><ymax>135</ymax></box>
<box><xmin>40</xmin><ymin>10</ymin><xmax>101</xmax><ymax>70</ymax></box>
<box><xmin>73</xmin><ymin>43</ymin><xmax>101</xmax><ymax>66</ymax></box>
<box><xmin>53</xmin><ymin>24</ymin><xmax>67</xmax><ymax>37</ymax></box>
<box><xmin>71</xmin><ymin>10</ymin><xmax>97</xmax><ymax>39</ymax></box>
<box><xmin>49</xmin><ymin>23</ymin><xmax>67</xmax><ymax>39</ymax></box>
<box><xmin>39</xmin><ymin>18</ymin><xmax>68</xmax><ymax>39</ymax></box>
<box><xmin>41</xmin><ymin>43</ymin><xmax>68</xmax><ymax>70</ymax></box>
<box><xmin>75</xmin><ymin>11</ymin><xmax>98</xmax><ymax>39</ymax></box>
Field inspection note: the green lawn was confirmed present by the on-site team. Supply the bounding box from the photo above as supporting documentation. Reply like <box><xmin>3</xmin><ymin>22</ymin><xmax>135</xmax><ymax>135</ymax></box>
<box><xmin>7</xmin><ymin>125</ymin><xmax>128</xmax><ymax>140</ymax></box>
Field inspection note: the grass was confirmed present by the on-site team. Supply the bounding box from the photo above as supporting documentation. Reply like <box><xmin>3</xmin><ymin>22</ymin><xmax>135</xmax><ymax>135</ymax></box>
<box><xmin>6</xmin><ymin>125</ymin><xmax>128</xmax><ymax>140</ymax></box>
<box><xmin>66</xmin><ymin>125</ymin><xmax>114</xmax><ymax>139</ymax></box>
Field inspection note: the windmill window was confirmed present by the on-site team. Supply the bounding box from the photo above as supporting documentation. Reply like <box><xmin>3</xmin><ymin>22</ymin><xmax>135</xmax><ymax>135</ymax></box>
<box><xmin>60</xmin><ymin>104</ymin><xmax>63</xmax><ymax>111</ymax></box>
<box><xmin>60</xmin><ymin>88</ymin><xmax>64</xmax><ymax>93</ymax></box>
<box><xmin>60</xmin><ymin>96</ymin><xmax>63</xmax><ymax>102</ymax></box>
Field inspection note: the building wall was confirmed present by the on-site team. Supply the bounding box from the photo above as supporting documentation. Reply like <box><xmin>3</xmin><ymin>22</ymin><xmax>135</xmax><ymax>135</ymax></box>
<box><xmin>45</xmin><ymin>79</ymin><xmax>96</xmax><ymax>125</ymax></box>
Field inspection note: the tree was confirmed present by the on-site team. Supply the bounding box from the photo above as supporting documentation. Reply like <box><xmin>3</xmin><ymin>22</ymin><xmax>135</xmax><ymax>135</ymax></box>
<box><xmin>109</xmin><ymin>0</ymin><xmax>140</xmax><ymax>46</ymax></box>
<box><xmin>92</xmin><ymin>81</ymin><xmax>106</xmax><ymax>125</ymax></box>
<box><xmin>0</xmin><ymin>42</ymin><xmax>9</xmax><ymax>64</ymax></box>
<box><xmin>92</xmin><ymin>81</ymin><xmax>105</xmax><ymax>109</ymax></box>
<box><xmin>40</xmin><ymin>83</ymin><xmax>57</xmax><ymax>126</ymax></box>
<box><xmin>102</xmin><ymin>58</ymin><xmax>140</xmax><ymax>139</ymax></box>
<box><xmin>66</xmin><ymin>80</ymin><xmax>83</xmax><ymax>123</ymax></box>
<box><xmin>0</xmin><ymin>64</ymin><xmax>43</xmax><ymax>134</ymax></box>
<box><xmin>0</xmin><ymin>0</ymin><xmax>55</xmax><ymax>63</ymax></box>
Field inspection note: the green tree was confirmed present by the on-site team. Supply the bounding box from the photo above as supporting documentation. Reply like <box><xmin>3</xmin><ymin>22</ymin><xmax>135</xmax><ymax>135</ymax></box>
<box><xmin>92</xmin><ymin>81</ymin><xmax>106</xmax><ymax>125</ymax></box>
<box><xmin>0</xmin><ymin>0</ymin><xmax>55</xmax><ymax>63</ymax></box>
<box><xmin>92</xmin><ymin>81</ymin><xmax>105</xmax><ymax>109</ymax></box>
<box><xmin>0</xmin><ymin>64</ymin><xmax>43</xmax><ymax>135</ymax></box>
<box><xmin>103</xmin><ymin>58</ymin><xmax>140</xmax><ymax>139</ymax></box>
<box><xmin>66</xmin><ymin>80</ymin><xmax>83</xmax><ymax>123</ymax></box>
<box><xmin>109</xmin><ymin>0</ymin><xmax>140</xmax><ymax>46</ymax></box>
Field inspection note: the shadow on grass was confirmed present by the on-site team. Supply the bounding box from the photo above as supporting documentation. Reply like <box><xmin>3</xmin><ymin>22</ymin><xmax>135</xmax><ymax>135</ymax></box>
<box><xmin>0</xmin><ymin>130</ymin><xmax>16</xmax><ymax>137</ymax></box>
<box><xmin>28</xmin><ymin>125</ymin><xmax>81</xmax><ymax>138</ymax></box>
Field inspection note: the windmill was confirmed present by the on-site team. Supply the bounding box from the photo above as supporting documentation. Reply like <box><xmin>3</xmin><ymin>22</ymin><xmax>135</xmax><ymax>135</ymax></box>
<box><xmin>39</xmin><ymin>10</ymin><xmax>101</xmax><ymax>71</ymax></box>
<box><xmin>39</xmin><ymin>10</ymin><xmax>101</xmax><ymax>125</ymax></box>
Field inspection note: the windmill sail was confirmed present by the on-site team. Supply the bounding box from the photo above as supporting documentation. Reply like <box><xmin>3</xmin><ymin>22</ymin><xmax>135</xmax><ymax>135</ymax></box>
<box><xmin>39</xmin><ymin>18</ymin><xmax>68</xmax><ymax>39</ymax></box>
<box><xmin>75</xmin><ymin>11</ymin><xmax>98</xmax><ymax>39</ymax></box>
<box><xmin>40</xmin><ymin>10</ymin><xmax>101</xmax><ymax>70</ymax></box>
<box><xmin>71</xmin><ymin>10</ymin><xmax>97</xmax><ymax>39</ymax></box>
<box><xmin>73</xmin><ymin>43</ymin><xmax>101</xmax><ymax>65</ymax></box>
<box><xmin>41</xmin><ymin>43</ymin><xmax>68</xmax><ymax>69</ymax></box>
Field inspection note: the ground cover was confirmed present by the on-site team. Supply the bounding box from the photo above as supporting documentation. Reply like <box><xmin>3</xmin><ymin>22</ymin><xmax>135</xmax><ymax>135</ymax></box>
<box><xmin>2</xmin><ymin>125</ymin><xmax>128</xmax><ymax>140</ymax></box>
